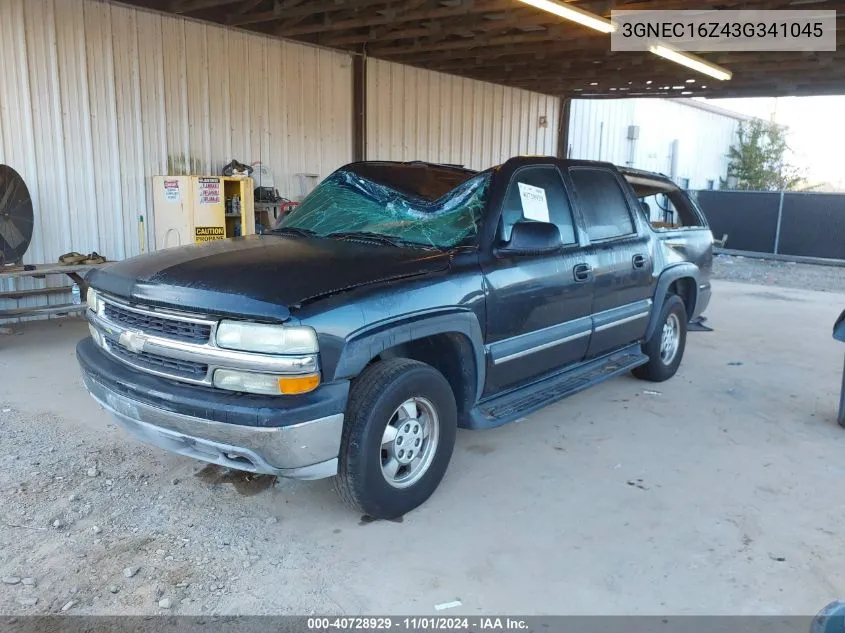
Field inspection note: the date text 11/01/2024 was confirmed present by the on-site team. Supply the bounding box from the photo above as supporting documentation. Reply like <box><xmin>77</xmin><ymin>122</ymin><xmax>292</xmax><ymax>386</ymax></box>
<box><xmin>307</xmin><ymin>617</ymin><xmax>530</xmax><ymax>631</ymax></box>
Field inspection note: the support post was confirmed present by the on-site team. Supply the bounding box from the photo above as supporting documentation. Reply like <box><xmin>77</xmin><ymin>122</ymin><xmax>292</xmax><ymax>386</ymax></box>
<box><xmin>773</xmin><ymin>191</ymin><xmax>785</xmax><ymax>255</ymax></box>
<box><xmin>557</xmin><ymin>97</ymin><xmax>571</xmax><ymax>159</ymax></box>
<box><xmin>352</xmin><ymin>54</ymin><xmax>367</xmax><ymax>162</ymax></box>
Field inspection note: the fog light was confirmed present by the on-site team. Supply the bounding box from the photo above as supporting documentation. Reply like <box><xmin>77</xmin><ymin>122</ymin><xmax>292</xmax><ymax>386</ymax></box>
<box><xmin>213</xmin><ymin>369</ymin><xmax>320</xmax><ymax>395</ymax></box>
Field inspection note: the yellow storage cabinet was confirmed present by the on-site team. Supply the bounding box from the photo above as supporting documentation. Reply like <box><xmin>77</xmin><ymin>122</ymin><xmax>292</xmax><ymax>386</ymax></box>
<box><xmin>152</xmin><ymin>176</ymin><xmax>255</xmax><ymax>250</ymax></box>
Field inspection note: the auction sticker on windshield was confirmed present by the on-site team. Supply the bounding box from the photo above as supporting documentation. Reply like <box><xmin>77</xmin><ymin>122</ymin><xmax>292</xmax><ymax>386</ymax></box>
<box><xmin>518</xmin><ymin>183</ymin><xmax>550</xmax><ymax>222</ymax></box>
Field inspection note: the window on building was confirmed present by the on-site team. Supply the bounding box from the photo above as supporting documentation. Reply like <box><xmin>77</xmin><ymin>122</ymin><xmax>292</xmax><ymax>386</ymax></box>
<box><xmin>706</xmin><ymin>179</ymin><xmax>715</xmax><ymax>190</ymax></box>
<box><xmin>680</xmin><ymin>177</ymin><xmax>691</xmax><ymax>189</ymax></box>
<box><xmin>499</xmin><ymin>166</ymin><xmax>577</xmax><ymax>244</ymax></box>
<box><xmin>569</xmin><ymin>168</ymin><xmax>635</xmax><ymax>241</ymax></box>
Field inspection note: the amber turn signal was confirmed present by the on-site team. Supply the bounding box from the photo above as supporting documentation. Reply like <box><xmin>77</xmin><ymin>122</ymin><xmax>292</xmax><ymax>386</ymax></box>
<box><xmin>277</xmin><ymin>373</ymin><xmax>321</xmax><ymax>395</ymax></box>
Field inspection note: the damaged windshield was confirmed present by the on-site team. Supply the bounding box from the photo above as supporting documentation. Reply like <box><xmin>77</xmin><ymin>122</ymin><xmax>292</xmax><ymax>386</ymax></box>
<box><xmin>275</xmin><ymin>165</ymin><xmax>490</xmax><ymax>249</ymax></box>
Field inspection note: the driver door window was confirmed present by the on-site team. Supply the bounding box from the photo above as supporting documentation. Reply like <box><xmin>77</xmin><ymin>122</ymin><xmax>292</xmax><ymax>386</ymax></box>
<box><xmin>500</xmin><ymin>166</ymin><xmax>577</xmax><ymax>245</ymax></box>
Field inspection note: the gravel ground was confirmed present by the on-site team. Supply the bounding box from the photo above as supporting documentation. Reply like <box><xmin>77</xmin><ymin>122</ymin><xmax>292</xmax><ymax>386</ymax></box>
<box><xmin>712</xmin><ymin>253</ymin><xmax>845</xmax><ymax>293</ymax></box>
<box><xmin>0</xmin><ymin>404</ymin><xmax>338</xmax><ymax>616</ymax></box>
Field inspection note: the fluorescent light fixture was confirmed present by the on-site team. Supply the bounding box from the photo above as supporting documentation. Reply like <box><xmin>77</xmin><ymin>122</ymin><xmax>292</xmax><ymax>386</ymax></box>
<box><xmin>649</xmin><ymin>44</ymin><xmax>732</xmax><ymax>81</ymax></box>
<box><xmin>517</xmin><ymin>0</ymin><xmax>616</xmax><ymax>33</ymax></box>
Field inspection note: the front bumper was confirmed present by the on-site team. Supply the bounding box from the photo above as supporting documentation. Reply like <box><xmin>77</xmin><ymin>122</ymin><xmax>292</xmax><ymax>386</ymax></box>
<box><xmin>78</xmin><ymin>338</ymin><xmax>347</xmax><ymax>479</ymax></box>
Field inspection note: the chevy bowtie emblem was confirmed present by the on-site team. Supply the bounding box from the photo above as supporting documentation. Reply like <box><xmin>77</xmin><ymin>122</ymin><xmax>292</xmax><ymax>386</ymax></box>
<box><xmin>119</xmin><ymin>330</ymin><xmax>147</xmax><ymax>354</ymax></box>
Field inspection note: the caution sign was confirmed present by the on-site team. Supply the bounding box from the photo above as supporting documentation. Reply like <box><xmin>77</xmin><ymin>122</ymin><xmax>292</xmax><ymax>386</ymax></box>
<box><xmin>195</xmin><ymin>226</ymin><xmax>225</xmax><ymax>243</ymax></box>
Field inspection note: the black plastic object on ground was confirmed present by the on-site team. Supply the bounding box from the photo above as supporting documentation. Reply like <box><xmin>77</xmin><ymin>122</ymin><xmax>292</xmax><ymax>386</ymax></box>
<box><xmin>834</xmin><ymin>310</ymin><xmax>845</xmax><ymax>427</ymax></box>
<box><xmin>0</xmin><ymin>165</ymin><xmax>34</xmax><ymax>265</ymax></box>
<box><xmin>688</xmin><ymin>315</ymin><xmax>714</xmax><ymax>332</ymax></box>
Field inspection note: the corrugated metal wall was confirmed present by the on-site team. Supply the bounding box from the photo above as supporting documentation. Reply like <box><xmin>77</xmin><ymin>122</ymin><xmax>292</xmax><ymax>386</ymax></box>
<box><xmin>567</xmin><ymin>99</ymin><xmax>636</xmax><ymax>166</ymax></box>
<box><xmin>568</xmin><ymin>98</ymin><xmax>742</xmax><ymax>190</ymax></box>
<box><xmin>366</xmin><ymin>58</ymin><xmax>559</xmax><ymax>170</ymax></box>
<box><xmin>0</xmin><ymin>0</ymin><xmax>353</xmax><ymax>311</ymax></box>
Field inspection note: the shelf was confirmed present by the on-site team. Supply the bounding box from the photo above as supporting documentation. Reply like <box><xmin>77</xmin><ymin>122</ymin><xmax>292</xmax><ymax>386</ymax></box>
<box><xmin>0</xmin><ymin>286</ymin><xmax>70</xmax><ymax>300</ymax></box>
<box><xmin>0</xmin><ymin>303</ymin><xmax>86</xmax><ymax>318</ymax></box>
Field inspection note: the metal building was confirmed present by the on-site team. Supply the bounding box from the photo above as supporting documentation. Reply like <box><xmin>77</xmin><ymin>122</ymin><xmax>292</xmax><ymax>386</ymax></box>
<box><xmin>567</xmin><ymin>98</ymin><xmax>750</xmax><ymax>191</ymax></box>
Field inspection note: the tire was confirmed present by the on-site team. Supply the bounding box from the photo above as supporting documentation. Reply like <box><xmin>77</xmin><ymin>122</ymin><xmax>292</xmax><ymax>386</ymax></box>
<box><xmin>632</xmin><ymin>294</ymin><xmax>688</xmax><ymax>382</ymax></box>
<box><xmin>333</xmin><ymin>358</ymin><xmax>457</xmax><ymax>519</ymax></box>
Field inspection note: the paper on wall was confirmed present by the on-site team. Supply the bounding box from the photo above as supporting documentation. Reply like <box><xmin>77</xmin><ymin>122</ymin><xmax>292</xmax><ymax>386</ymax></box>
<box><xmin>517</xmin><ymin>182</ymin><xmax>549</xmax><ymax>222</ymax></box>
<box><xmin>163</xmin><ymin>179</ymin><xmax>180</xmax><ymax>203</ymax></box>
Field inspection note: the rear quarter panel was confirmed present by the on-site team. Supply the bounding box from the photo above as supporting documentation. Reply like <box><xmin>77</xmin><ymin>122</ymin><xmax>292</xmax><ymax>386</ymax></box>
<box><xmin>652</xmin><ymin>227</ymin><xmax>714</xmax><ymax>283</ymax></box>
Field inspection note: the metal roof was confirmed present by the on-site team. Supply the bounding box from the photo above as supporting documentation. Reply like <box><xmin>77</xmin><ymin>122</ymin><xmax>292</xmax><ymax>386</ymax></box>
<box><xmin>121</xmin><ymin>0</ymin><xmax>845</xmax><ymax>98</ymax></box>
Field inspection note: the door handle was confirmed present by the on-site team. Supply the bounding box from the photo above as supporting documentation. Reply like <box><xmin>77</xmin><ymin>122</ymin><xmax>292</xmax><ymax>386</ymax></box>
<box><xmin>632</xmin><ymin>254</ymin><xmax>647</xmax><ymax>269</ymax></box>
<box><xmin>573</xmin><ymin>263</ymin><xmax>592</xmax><ymax>282</ymax></box>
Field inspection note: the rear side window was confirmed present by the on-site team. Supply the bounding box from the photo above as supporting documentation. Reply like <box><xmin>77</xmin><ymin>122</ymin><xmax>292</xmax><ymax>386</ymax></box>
<box><xmin>570</xmin><ymin>168</ymin><xmax>635</xmax><ymax>241</ymax></box>
<box><xmin>499</xmin><ymin>166</ymin><xmax>576</xmax><ymax>244</ymax></box>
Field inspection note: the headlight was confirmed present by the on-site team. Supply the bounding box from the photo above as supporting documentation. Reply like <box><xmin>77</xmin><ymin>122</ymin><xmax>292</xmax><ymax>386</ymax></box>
<box><xmin>86</xmin><ymin>287</ymin><xmax>100</xmax><ymax>313</ymax></box>
<box><xmin>216</xmin><ymin>320</ymin><xmax>318</xmax><ymax>354</ymax></box>
<box><xmin>213</xmin><ymin>369</ymin><xmax>320</xmax><ymax>395</ymax></box>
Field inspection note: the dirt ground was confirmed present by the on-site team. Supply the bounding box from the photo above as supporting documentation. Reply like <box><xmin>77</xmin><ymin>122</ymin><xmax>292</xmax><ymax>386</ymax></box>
<box><xmin>1</xmin><ymin>279</ymin><xmax>844</xmax><ymax>616</ymax></box>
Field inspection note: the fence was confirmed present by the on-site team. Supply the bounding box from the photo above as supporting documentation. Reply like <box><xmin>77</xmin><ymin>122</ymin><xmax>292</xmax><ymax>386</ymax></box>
<box><xmin>691</xmin><ymin>190</ymin><xmax>845</xmax><ymax>261</ymax></box>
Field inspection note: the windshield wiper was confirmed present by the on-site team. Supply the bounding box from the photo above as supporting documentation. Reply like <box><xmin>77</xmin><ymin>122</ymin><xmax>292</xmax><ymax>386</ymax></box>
<box><xmin>327</xmin><ymin>231</ymin><xmax>437</xmax><ymax>250</ymax></box>
<box><xmin>271</xmin><ymin>226</ymin><xmax>317</xmax><ymax>238</ymax></box>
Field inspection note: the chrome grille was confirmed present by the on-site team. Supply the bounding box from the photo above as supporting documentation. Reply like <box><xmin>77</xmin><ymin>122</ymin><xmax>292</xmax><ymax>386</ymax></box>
<box><xmin>103</xmin><ymin>303</ymin><xmax>211</xmax><ymax>344</ymax></box>
<box><xmin>103</xmin><ymin>332</ymin><xmax>209</xmax><ymax>380</ymax></box>
<box><xmin>89</xmin><ymin>293</ymin><xmax>318</xmax><ymax>387</ymax></box>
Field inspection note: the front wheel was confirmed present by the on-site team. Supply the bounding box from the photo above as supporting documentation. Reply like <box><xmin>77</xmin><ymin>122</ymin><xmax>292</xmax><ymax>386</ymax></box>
<box><xmin>334</xmin><ymin>358</ymin><xmax>457</xmax><ymax>519</ymax></box>
<box><xmin>633</xmin><ymin>295</ymin><xmax>688</xmax><ymax>382</ymax></box>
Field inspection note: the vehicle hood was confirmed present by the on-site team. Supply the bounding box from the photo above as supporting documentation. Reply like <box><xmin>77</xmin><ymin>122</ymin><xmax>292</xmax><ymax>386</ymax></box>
<box><xmin>87</xmin><ymin>234</ymin><xmax>451</xmax><ymax>321</ymax></box>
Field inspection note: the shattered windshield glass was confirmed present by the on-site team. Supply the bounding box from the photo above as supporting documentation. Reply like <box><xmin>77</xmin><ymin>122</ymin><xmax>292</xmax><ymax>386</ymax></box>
<box><xmin>275</xmin><ymin>167</ymin><xmax>490</xmax><ymax>249</ymax></box>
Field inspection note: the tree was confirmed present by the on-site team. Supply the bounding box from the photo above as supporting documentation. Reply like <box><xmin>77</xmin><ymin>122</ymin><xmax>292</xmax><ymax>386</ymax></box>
<box><xmin>721</xmin><ymin>119</ymin><xmax>803</xmax><ymax>191</ymax></box>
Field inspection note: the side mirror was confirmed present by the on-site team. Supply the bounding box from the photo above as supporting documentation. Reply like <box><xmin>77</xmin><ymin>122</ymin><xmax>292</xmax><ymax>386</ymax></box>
<box><xmin>495</xmin><ymin>221</ymin><xmax>562</xmax><ymax>257</ymax></box>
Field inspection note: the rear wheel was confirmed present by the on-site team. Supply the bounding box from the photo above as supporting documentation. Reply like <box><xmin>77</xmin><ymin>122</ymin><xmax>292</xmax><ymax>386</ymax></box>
<box><xmin>334</xmin><ymin>358</ymin><xmax>457</xmax><ymax>519</ymax></box>
<box><xmin>633</xmin><ymin>295</ymin><xmax>687</xmax><ymax>382</ymax></box>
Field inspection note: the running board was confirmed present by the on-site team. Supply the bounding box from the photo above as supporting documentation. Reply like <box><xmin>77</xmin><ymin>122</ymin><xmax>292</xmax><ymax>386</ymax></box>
<box><xmin>465</xmin><ymin>344</ymin><xmax>649</xmax><ymax>430</ymax></box>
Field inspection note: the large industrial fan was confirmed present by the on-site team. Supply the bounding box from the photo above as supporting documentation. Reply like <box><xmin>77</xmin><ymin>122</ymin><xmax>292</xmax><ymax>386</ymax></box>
<box><xmin>0</xmin><ymin>165</ymin><xmax>34</xmax><ymax>266</ymax></box>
